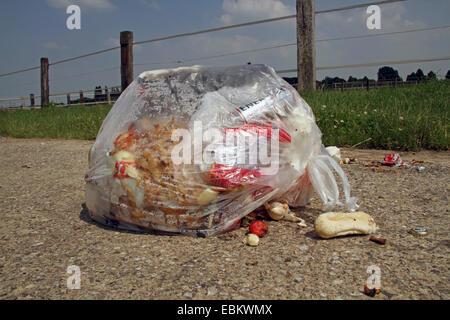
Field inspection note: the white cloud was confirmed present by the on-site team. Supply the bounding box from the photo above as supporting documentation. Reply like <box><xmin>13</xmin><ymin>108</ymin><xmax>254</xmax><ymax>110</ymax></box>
<box><xmin>220</xmin><ymin>0</ymin><xmax>294</xmax><ymax>24</ymax></box>
<box><xmin>193</xmin><ymin>34</ymin><xmax>259</xmax><ymax>54</ymax></box>
<box><xmin>138</xmin><ymin>0</ymin><xmax>160</xmax><ymax>10</ymax></box>
<box><xmin>46</xmin><ymin>0</ymin><xmax>115</xmax><ymax>10</ymax></box>
<box><xmin>315</xmin><ymin>2</ymin><xmax>439</xmax><ymax>80</ymax></box>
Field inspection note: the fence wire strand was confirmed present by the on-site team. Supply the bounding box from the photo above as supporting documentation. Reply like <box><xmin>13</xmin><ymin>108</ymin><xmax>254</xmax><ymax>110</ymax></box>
<box><xmin>0</xmin><ymin>0</ymin><xmax>408</xmax><ymax>78</ymax></box>
<box><xmin>135</xmin><ymin>24</ymin><xmax>450</xmax><ymax>67</ymax></box>
<box><xmin>276</xmin><ymin>55</ymin><xmax>450</xmax><ymax>74</ymax></box>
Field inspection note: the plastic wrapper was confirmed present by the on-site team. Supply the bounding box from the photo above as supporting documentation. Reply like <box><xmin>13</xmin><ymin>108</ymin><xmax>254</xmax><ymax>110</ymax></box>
<box><xmin>85</xmin><ymin>64</ymin><xmax>358</xmax><ymax>237</ymax></box>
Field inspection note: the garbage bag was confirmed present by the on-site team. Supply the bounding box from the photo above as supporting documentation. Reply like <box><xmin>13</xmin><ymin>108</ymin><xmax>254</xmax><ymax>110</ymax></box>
<box><xmin>85</xmin><ymin>64</ymin><xmax>358</xmax><ymax>237</ymax></box>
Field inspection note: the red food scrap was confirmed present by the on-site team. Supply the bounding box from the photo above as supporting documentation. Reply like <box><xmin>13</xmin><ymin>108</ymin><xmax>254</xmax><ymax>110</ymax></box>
<box><xmin>249</xmin><ymin>220</ymin><xmax>268</xmax><ymax>237</ymax></box>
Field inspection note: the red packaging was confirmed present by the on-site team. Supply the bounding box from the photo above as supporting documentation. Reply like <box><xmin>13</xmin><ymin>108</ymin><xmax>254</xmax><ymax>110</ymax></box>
<box><xmin>224</xmin><ymin>124</ymin><xmax>291</xmax><ymax>143</ymax></box>
<box><xmin>207</xmin><ymin>163</ymin><xmax>262</xmax><ymax>188</ymax></box>
<box><xmin>382</xmin><ymin>153</ymin><xmax>404</xmax><ymax>167</ymax></box>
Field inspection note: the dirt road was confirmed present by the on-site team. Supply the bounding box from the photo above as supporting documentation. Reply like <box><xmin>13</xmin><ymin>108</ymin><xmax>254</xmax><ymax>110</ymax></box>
<box><xmin>0</xmin><ymin>138</ymin><xmax>448</xmax><ymax>300</ymax></box>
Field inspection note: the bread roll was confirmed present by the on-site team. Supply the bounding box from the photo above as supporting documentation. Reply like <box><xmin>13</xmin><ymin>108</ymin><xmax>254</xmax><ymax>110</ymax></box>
<box><xmin>314</xmin><ymin>211</ymin><xmax>377</xmax><ymax>239</ymax></box>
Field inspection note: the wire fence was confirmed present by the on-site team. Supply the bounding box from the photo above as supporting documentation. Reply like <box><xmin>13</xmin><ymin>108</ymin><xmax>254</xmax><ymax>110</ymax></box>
<box><xmin>1</xmin><ymin>0</ymin><xmax>449</xmax><ymax>109</ymax></box>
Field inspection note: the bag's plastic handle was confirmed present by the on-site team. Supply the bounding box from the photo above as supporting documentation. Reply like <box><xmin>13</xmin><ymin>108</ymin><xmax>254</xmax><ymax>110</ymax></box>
<box><xmin>308</xmin><ymin>153</ymin><xmax>359</xmax><ymax>212</ymax></box>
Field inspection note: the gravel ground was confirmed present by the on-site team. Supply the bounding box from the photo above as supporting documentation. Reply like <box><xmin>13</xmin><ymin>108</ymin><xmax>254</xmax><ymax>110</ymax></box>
<box><xmin>0</xmin><ymin>137</ymin><xmax>448</xmax><ymax>300</ymax></box>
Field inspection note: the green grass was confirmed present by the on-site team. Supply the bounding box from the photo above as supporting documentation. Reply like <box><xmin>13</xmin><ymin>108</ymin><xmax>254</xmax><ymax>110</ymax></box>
<box><xmin>0</xmin><ymin>104</ymin><xmax>112</xmax><ymax>140</ymax></box>
<box><xmin>0</xmin><ymin>81</ymin><xmax>448</xmax><ymax>150</ymax></box>
<box><xmin>301</xmin><ymin>80</ymin><xmax>449</xmax><ymax>150</ymax></box>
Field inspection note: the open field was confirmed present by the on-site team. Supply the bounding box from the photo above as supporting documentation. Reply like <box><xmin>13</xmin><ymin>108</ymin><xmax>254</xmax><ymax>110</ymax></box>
<box><xmin>0</xmin><ymin>138</ymin><xmax>448</xmax><ymax>300</ymax></box>
<box><xmin>0</xmin><ymin>104</ymin><xmax>111</xmax><ymax>140</ymax></box>
<box><xmin>0</xmin><ymin>81</ymin><xmax>448</xmax><ymax>150</ymax></box>
<box><xmin>302</xmin><ymin>80</ymin><xmax>449</xmax><ymax>150</ymax></box>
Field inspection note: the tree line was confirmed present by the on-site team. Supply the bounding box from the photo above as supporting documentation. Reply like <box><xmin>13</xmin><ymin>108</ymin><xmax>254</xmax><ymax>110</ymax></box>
<box><xmin>283</xmin><ymin>67</ymin><xmax>450</xmax><ymax>89</ymax></box>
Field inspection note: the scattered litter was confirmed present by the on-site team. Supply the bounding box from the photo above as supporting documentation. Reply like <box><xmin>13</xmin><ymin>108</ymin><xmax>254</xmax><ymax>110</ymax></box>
<box><xmin>294</xmin><ymin>277</ymin><xmax>303</xmax><ymax>283</ymax></box>
<box><xmin>21</xmin><ymin>164</ymin><xmax>31</xmax><ymax>168</ymax></box>
<box><xmin>314</xmin><ymin>211</ymin><xmax>378</xmax><ymax>239</ymax></box>
<box><xmin>265</xmin><ymin>201</ymin><xmax>289</xmax><ymax>221</ymax></box>
<box><xmin>369</xmin><ymin>236</ymin><xmax>386</xmax><ymax>245</ymax></box>
<box><xmin>325</xmin><ymin>146</ymin><xmax>341</xmax><ymax>162</ymax></box>
<box><xmin>265</xmin><ymin>201</ymin><xmax>307</xmax><ymax>226</ymax></box>
<box><xmin>382</xmin><ymin>153</ymin><xmax>404</xmax><ymax>167</ymax></box>
<box><xmin>382</xmin><ymin>153</ymin><xmax>425</xmax><ymax>171</ymax></box>
<box><xmin>350</xmin><ymin>292</ymin><xmax>364</xmax><ymax>297</ymax></box>
<box><xmin>342</xmin><ymin>158</ymin><xmax>358</xmax><ymax>165</ymax></box>
<box><xmin>408</xmin><ymin>227</ymin><xmax>428</xmax><ymax>237</ymax></box>
<box><xmin>249</xmin><ymin>220</ymin><xmax>268</xmax><ymax>237</ymax></box>
<box><xmin>363</xmin><ymin>161</ymin><xmax>381</xmax><ymax>167</ymax></box>
<box><xmin>240</xmin><ymin>216</ymin><xmax>253</xmax><ymax>227</ymax></box>
<box><xmin>364</xmin><ymin>284</ymin><xmax>381</xmax><ymax>297</ymax></box>
<box><xmin>372</xmin><ymin>167</ymin><xmax>396</xmax><ymax>173</ymax></box>
<box><xmin>244</xmin><ymin>233</ymin><xmax>260</xmax><ymax>246</ymax></box>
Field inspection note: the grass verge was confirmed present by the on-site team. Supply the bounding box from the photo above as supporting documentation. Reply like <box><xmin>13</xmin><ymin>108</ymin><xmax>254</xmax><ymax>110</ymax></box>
<box><xmin>0</xmin><ymin>104</ymin><xmax>112</xmax><ymax>140</ymax></box>
<box><xmin>301</xmin><ymin>80</ymin><xmax>448</xmax><ymax>150</ymax></box>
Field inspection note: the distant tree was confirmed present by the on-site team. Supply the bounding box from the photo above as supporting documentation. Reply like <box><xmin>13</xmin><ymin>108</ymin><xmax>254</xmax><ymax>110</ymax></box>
<box><xmin>332</xmin><ymin>77</ymin><xmax>345</xmax><ymax>83</ymax></box>
<box><xmin>406</xmin><ymin>71</ymin><xmax>417</xmax><ymax>82</ymax></box>
<box><xmin>282</xmin><ymin>77</ymin><xmax>297</xmax><ymax>85</ymax></box>
<box><xmin>415</xmin><ymin>69</ymin><xmax>425</xmax><ymax>81</ymax></box>
<box><xmin>427</xmin><ymin>71</ymin><xmax>437</xmax><ymax>80</ymax></box>
<box><xmin>446</xmin><ymin>70</ymin><xmax>450</xmax><ymax>79</ymax></box>
<box><xmin>320</xmin><ymin>76</ymin><xmax>346</xmax><ymax>88</ymax></box>
<box><xmin>377</xmin><ymin>66</ymin><xmax>403</xmax><ymax>82</ymax></box>
<box><xmin>347</xmin><ymin>76</ymin><xmax>358</xmax><ymax>82</ymax></box>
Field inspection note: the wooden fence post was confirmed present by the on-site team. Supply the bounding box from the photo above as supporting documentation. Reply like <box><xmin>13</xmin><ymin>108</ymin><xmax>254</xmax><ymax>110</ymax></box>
<box><xmin>80</xmin><ymin>91</ymin><xmax>84</xmax><ymax>104</ymax></box>
<box><xmin>67</xmin><ymin>93</ymin><xmax>71</xmax><ymax>105</ymax></box>
<box><xmin>366</xmin><ymin>78</ymin><xmax>369</xmax><ymax>91</ymax></box>
<box><xmin>30</xmin><ymin>94</ymin><xmax>35</xmax><ymax>107</ymax></box>
<box><xmin>296</xmin><ymin>0</ymin><xmax>315</xmax><ymax>91</ymax></box>
<box><xmin>120</xmin><ymin>31</ymin><xmax>134</xmax><ymax>92</ymax></box>
<box><xmin>40</xmin><ymin>57</ymin><xmax>49</xmax><ymax>107</ymax></box>
<box><xmin>106</xmin><ymin>87</ymin><xmax>111</xmax><ymax>104</ymax></box>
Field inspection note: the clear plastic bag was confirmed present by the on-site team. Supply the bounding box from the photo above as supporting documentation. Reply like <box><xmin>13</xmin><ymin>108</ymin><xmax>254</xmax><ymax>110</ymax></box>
<box><xmin>85</xmin><ymin>64</ymin><xmax>358</xmax><ymax>237</ymax></box>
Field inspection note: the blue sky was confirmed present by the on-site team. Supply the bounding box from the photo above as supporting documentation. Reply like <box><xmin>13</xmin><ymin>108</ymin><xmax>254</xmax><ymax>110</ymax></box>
<box><xmin>0</xmin><ymin>0</ymin><xmax>449</xmax><ymax>99</ymax></box>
